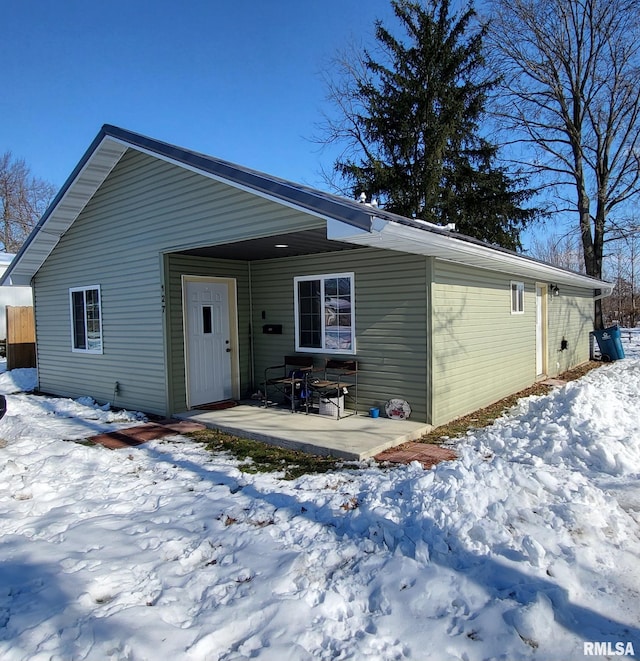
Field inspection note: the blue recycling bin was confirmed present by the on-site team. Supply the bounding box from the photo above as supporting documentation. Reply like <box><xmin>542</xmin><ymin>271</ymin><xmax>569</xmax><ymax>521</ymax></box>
<box><xmin>593</xmin><ymin>326</ymin><xmax>625</xmax><ymax>361</ymax></box>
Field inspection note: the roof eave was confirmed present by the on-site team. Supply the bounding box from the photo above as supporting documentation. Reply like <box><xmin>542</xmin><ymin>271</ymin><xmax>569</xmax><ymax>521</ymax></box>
<box><xmin>327</xmin><ymin>218</ymin><xmax>613</xmax><ymax>294</ymax></box>
<box><xmin>2</xmin><ymin>125</ymin><xmax>375</xmax><ymax>285</ymax></box>
<box><xmin>1</xmin><ymin>128</ymin><xmax>128</xmax><ymax>286</ymax></box>
<box><xmin>2</xmin><ymin>124</ymin><xmax>614</xmax><ymax>298</ymax></box>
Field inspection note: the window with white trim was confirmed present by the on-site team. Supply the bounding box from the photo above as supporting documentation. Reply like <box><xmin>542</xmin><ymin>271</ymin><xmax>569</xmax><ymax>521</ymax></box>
<box><xmin>510</xmin><ymin>281</ymin><xmax>524</xmax><ymax>314</ymax></box>
<box><xmin>70</xmin><ymin>286</ymin><xmax>103</xmax><ymax>353</ymax></box>
<box><xmin>294</xmin><ymin>273</ymin><xmax>355</xmax><ymax>353</ymax></box>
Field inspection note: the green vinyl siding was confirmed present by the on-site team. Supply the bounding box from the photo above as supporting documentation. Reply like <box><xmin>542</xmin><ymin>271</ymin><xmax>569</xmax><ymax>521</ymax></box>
<box><xmin>251</xmin><ymin>248</ymin><xmax>429</xmax><ymax>421</ymax></box>
<box><xmin>546</xmin><ymin>285</ymin><xmax>594</xmax><ymax>374</ymax></box>
<box><xmin>430</xmin><ymin>261</ymin><xmax>596</xmax><ymax>426</ymax></box>
<box><xmin>430</xmin><ymin>260</ymin><xmax>536</xmax><ymax>427</ymax></box>
<box><xmin>33</xmin><ymin>149</ymin><xmax>323</xmax><ymax>415</ymax></box>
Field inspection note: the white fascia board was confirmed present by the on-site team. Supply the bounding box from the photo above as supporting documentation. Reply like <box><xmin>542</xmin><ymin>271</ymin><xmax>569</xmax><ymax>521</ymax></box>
<box><xmin>331</xmin><ymin>217</ymin><xmax>612</xmax><ymax>293</ymax></box>
<box><xmin>326</xmin><ymin>217</ymin><xmax>373</xmax><ymax>240</ymax></box>
<box><xmin>4</xmin><ymin>273</ymin><xmax>32</xmax><ymax>286</ymax></box>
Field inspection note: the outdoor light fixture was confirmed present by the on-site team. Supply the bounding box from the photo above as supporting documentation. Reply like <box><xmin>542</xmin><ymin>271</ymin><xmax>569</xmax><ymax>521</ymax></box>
<box><xmin>550</xmin><ymin>284</ymin><xmax>560</xmax><ymax>297</ymax></box>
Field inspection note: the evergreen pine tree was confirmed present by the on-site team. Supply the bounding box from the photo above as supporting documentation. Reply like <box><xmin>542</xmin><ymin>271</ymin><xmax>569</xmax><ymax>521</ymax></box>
<box><xmin>331</xmin><ymin>0</ymin><xmax>536</xmax><ymax>250</ymax></box>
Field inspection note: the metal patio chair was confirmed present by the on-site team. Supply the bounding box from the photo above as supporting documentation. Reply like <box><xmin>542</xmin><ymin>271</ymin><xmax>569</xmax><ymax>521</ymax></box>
<box><xmin>263</xmin><ymin>355</ymin><xmax>314</xmax><ymax>413</ymax></box>
<box><xmin>307</xmin><ymin>358</ymin><xmax>358</xmax><ymax>419</ymax></box>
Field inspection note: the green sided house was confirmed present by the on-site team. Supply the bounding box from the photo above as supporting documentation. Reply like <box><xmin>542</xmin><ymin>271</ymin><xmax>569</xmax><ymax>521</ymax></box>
<box><xmin>2</xmin><ymin>125</ymin><xmax>611</xmax><ymax>437</ymax></box>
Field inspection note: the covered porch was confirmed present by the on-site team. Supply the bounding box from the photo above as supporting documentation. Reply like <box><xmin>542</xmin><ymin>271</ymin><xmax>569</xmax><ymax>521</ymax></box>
<box><xmin>175</xmin><ymin>402</ymin><xmax>431</xmax><ymax>461</ymax></box>
<box><xmin>165</xmin><ymin>224</ymin><xmax>432</xmax><ymax>428</ymax></box>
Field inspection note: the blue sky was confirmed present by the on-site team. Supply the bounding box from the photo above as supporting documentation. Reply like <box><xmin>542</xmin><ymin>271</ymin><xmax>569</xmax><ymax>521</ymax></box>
<box><xmin>2</xmin><ymin>0</ymin><xmax>396</xmax><ymax>190</ymax></box>
<box><xmin>2</xmin><ymin>0</ymin><xmax>571</xmax><ymax>255</ymax></box>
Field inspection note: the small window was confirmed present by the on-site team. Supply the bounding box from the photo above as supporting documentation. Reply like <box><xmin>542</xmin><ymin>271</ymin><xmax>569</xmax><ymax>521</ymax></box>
<box><xmin>70</xmin><ymin>286</ymin><xmax>103</xmax><ymax>353</ymax></box>
<box><xmin>511</xmin><ymin>281</ymin><xmax>525</xmax><ymax>314</ymax></box>
<box><xmin>294</xmin><ymin>273</ymin><xmax>355</xmax><ymax>353</ymax></box>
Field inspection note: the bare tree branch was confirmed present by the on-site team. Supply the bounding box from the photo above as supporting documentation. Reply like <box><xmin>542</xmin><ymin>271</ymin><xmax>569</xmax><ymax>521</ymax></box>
<box><xmin>488</xmin><ymin>0</ymin><xmax>640</xmax><ymax>327</ymax></box>
<box><xmin>0</xmin><ymin>152</ymin><xmax>56</xmax><ymax>253</ymax></box>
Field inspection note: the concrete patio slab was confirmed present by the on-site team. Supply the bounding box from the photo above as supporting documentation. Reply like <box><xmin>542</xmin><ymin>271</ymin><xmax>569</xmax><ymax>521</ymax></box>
<box><xmin>175</xmin><ymin>403</ymin><xmax>431</xmax><ymax>460</ymax></box>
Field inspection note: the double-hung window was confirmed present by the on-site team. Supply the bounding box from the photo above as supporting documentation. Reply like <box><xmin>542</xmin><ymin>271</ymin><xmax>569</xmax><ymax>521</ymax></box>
<box><xmin>70</xmin><ymin>286</ymin><xmax>103</xmax><ymax>353</ymax></box>
<box><xmin>294</xmin><ymin>273</ymin><xmax>355</xmax><ymax>353</ymax></box>
<box><xmin>510</xmin><ymin>281</ymin><xmax>525</xmax><ymax>314</ymax></box>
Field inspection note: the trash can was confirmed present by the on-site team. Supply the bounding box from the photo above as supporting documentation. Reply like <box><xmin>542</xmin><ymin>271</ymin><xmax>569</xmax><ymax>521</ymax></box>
<box><xmin>319</xmin><ymin>395</ymin><xmax>344</xmax><ymax>418</ymax></box>
<box><xmin>592</xmin><ymin>326</ymin><xmax>625</xmax><ymax>361</ymax></box>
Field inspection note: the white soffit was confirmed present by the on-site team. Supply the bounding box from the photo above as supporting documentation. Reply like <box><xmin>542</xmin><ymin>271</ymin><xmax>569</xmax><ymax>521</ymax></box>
<box><xmin>327</xmin><ymin>217</ymin><xmax>612</xmax><ymax>293</ymax></box>
<box><xmin>6</xmin><ymin>138</ymin><xmax>128</xmax><ymax>285</ymax></box>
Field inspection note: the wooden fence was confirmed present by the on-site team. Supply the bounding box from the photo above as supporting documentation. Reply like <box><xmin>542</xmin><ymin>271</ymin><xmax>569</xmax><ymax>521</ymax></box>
<box><xmin>6</xmin><ymin>306</ymin><xmax>36</xmax><ymax>370</ymax></box>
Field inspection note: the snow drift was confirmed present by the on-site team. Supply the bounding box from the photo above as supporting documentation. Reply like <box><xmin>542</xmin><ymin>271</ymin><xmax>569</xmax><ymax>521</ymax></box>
<box><xmin>0</xmin><ymin>333</ymin><xmax>639</xmax><ymax>660</ymax></box>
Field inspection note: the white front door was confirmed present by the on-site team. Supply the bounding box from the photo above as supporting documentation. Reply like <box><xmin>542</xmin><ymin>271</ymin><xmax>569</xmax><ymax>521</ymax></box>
<box><xmin>535</xmin><ymin>285</ymin><xmax>547</xmax><ymax>377</ymax></box>
<box><xmin>184</xmin><ymin>279</ymin><xmax>234</xmax><ymax>407</ymax></box>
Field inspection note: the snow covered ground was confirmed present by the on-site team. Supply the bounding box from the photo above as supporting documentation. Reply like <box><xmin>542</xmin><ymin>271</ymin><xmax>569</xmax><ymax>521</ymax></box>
<box><xmin>0</xmin><ymin>333</ymin><xmax>639</xmax><ymax>661</ymax></box>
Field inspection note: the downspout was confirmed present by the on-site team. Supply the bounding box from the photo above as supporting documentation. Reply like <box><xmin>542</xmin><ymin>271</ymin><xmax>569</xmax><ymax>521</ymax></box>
<box><xmin>425</xmin><ymin>257</ymin><xmax>434</xmax><ymax>426</ymax></box>
<box><xmin>248</xmin><ymin>262</ymin><xmax>255</xmax><ymax>390</ymax></box>
<box><xmin>31</xmin><ymin>275</ymin><xmax>41</xmax><ymax>393</ymax></box>
<box><xmin>593</xmin><ymin>288</ymin><xmax>614</xmax><ymax>303</ymax></box>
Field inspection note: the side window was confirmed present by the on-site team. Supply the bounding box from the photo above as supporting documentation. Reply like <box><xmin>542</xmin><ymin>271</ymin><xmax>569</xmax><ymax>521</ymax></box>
<box><xmin>70</xmin><ymin>286</ymin><xmax>103</xmax><ymax>353</ymax></box>
<box><xmin>294</xmin><ymin>273</ymin><xmax>355</xmax><ymax>354</ymax></box>
<box><xmin>511</xmin><ymin>281</ymin><xmax>525</xmax><ymax>314</ymax></box>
